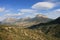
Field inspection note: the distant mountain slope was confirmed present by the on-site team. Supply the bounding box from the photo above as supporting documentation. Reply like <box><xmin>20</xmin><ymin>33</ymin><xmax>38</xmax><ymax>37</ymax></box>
<box><xmin>2</xmin><ymin>14</ymin><xmax>52</xmax><ymax>27</ymax></box>
<box><xmin>3</xmin><ymin>14</ymin><xmax>51</xmax><ymax>23</ymax></box>
<box><xmin>48</xmin><ymin>17</ymin><xmax>60</xmax><ymax>24</ymax></box>
<box><xmin>30</xmin><ymin>14</ymin><xmax>51</xmax><ymax>23</ymax></box>
<box><xmin>17</xmin><ymin>14</ymin><xmax>52</xmax><ymax>23</ymax></box>
<box><xmin>15</xmin><ymin>14</ymin><xmax>52</xmax><ymax>27</ymax></box>
<box><xmin>2</xmin><ymin>18</ymin><xmax>17</xmax><ymax>24</ymax></box>
<box><xmin>28</xmin><ymin>17</ymin><xmax>60</xmax><ymax>29</ymax></box>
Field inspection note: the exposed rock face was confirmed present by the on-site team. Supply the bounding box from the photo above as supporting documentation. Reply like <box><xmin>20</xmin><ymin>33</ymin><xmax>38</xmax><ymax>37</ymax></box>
<box><xmin>36</xmin><ymin>14</ymin><xmax>48</xmax><ymax>18</ymax></box>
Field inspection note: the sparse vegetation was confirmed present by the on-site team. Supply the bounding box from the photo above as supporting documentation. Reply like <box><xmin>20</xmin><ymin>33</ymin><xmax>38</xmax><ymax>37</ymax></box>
<box><xmin>0</xmin><ymin>17</ymin><xmax>60</xmax><ymax>40</ymax></box>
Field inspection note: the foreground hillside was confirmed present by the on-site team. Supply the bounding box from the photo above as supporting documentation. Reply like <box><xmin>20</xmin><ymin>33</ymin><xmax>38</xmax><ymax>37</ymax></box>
<box><xmin>0</xmin><ymin>24</ymin><xmax>60</xmax><ymax>40</ymax></box>
<box><xmin>0</xmin><ymin>24</ymin><xmax>48</xmax><ymax>40</ymax></box>
<box><xmin>0</xmin><ymin>17</ymin><xmax>60</xmax><ymax>40</ymax></box>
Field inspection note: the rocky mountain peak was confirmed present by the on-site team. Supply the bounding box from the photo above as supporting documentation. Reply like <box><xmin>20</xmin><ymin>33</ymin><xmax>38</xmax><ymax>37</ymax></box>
<box><xmin>36</xmin><ymin>14</ymin><xmax>48</xmax><ymax>18</ymax></box>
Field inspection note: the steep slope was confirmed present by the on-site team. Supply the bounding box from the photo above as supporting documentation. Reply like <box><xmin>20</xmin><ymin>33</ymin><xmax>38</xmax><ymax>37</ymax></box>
<box><xmin>41</xmin><ymin>17</ymin><xmax>60</xmax><ymax>38</ymax></box>
<box><xmin>28</xmin><ymin>17</ymin><xmax>60</xmax><ymax>40</ymax></box>
<box><xmin>28</xmin><ymin>17</ymin><xmax>60</xmax><ymax>29</ymax></box>
<box><xmin>48</xmin><ymin>17</ymin><xmax>60</xmax><ymax>24</ymax></box>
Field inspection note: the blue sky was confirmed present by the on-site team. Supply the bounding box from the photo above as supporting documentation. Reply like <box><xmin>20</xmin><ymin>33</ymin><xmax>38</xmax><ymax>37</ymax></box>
<box><xmin>0</xmin><ymin>0</ymin><xmax>60</xmax><ymax>21</ymax></box>
<box><xmin>0</xmin><ymin>0</ymin><xmax>43</xmax><ymax>9</ymax></box>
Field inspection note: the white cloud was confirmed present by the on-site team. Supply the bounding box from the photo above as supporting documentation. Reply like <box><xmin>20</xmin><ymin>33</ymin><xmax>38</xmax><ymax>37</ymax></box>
<box><xmin>5</xmin><ymin>10</ymin><xmax>10</xmax><ymax>12</ymax></box>
<box><xmin>44</xmin><ymin>9</ymin><xmax>60</xmax><ymax>19</ymax></box>
<box><xmin>20</xmin><ymin>9</ymin><xmax>37</xmax><ymax>13</ymax></box>
<box><xmin>5</xmin><ymin>13</ymin><xmax>23</xmax><ymax>17</ymax></box>
<box><xmin>54</xmin><ymin>9</ymin><xmax>60</xmax><ymax>12</ymax></box>
<box><xmin>45</xmin><ymin>0</ymin><xmax>60</xmax><ymax>2</ymax></box>
<box><xmin>0</xmin><ymin>7</ymin><xmax>10</xmax><ymax>13</ymax></box>
<box><xmin>0</xmin><ymin>17</ymin><xmax>6</xmax><ymax>21</ymax></box>
<box><xmin>32</xmin><ymin>2</ymin><xmax>55</xmax><ymax>10</ymax></box>
<box><xmin>0</xmin><ymin>7</ymin><xmax>5</xmax><ymax>12</ymax></box>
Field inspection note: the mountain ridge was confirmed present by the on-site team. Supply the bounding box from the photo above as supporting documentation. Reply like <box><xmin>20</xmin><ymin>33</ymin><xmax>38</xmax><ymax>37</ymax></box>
<box><xmin>0</xmin><ymin>17</ymin><xmax>60</xmax><ymax>40</ymax></box>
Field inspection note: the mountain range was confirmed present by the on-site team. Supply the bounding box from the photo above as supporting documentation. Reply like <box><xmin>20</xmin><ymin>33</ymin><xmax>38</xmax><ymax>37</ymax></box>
<box><xmin>0</xmin><ymin>14</ymin><xmax>60</xmax><ymax>40</ymax></box>
<box><xmin>2</xmin><ymin>14</ymin><xmax>52</xmax><ymax>27</ymax></box>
